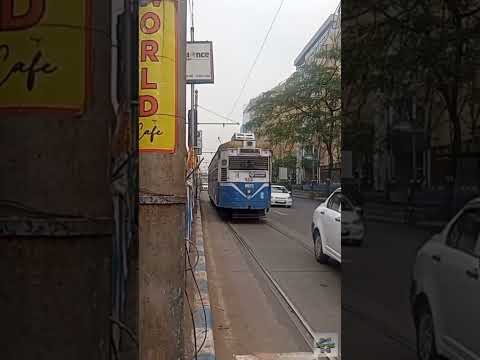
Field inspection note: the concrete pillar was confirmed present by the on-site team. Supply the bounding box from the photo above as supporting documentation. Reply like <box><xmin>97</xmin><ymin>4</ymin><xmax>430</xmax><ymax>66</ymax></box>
<box><xmin>138</xmin><ymin>1</ymin><xmax>187</xmax><ymax>359</ymax></box>
<box><xmin>0</xmin><ymin>1</ymin><xmax>115</xmax><ymax>359</ymax></box>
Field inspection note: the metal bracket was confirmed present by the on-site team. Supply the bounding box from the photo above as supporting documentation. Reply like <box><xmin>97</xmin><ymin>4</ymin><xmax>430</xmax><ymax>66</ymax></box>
<box><xmin>0</xmin><ymin>217</ymin><xmax>113</xmax><ymax>238</ymax></box>
<box><xmin>139</xmin><ymin>194</ymin><xmax>186</xmax><ymax>205</ymax></box>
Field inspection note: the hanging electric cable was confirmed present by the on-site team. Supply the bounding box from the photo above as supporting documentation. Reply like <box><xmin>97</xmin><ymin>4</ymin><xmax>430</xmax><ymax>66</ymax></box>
<box><xmin>198</xmin><ymin>104</ymin><xmax>238</xmax><ymax>123</ymax></box>
<box><xmin>227</xmin><ymin>0</ymin><xmax>286</xmax><ymax>118</ymax></box>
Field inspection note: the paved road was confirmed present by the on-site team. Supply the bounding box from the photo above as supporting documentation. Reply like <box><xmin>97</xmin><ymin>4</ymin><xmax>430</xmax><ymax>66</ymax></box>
<box><xmin>201</xmin><ymin>194</ymin><xmax>310</xmax><ymax>359</ymax></box>
<box><xmin>202</xmin><ymin>193</ymin><xmax>432</xmax><ymax>359</ymax></box>
<box><xmin>265</xmin><ymin>198</ymin><xmax>341</xmax><ymax>335</ymax></box>
<box><xmin>269</xmin><ymin>197</ymin><xmax>437</xmax><ymax>359</ymax></box>
<box><xmin>342</xmin><ymin>218</ymin><xmax>436</xmax><ymax>359</ymax></box>
<box><xmin>201</xmin><ymin>194</ymin><xmax>340</xmax><ymax>359</ymax></box>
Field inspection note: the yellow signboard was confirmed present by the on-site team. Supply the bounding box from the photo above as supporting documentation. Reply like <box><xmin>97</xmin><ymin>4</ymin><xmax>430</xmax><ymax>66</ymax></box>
<box><xmin>139</xmin><ymin>0</ymin><xmax>177</xmax><ymax>152</ymax></box>
<box><xmin>0</xmin><ymin>0</ymin><xmax>88</xmax><ymax>111</ymax></box>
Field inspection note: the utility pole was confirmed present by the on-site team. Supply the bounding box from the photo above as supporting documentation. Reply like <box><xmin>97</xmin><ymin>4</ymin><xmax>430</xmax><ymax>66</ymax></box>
<box><xmin>189</xmin><ymin>10</ymin><xmax>196</xmax><ymax>148</ymax></box>
<box><xmin>194</xmin><ymin>89</ymin><xmax>199</xmax><ymax>199</ymax></box>
<box><xmin>194</xmin><ymin>90</ymin><xmax>199</xmax><ymax>147</ymax></box>
<box><xmin>138</xmin><ymin>1</ymin><xmax>187</xmax><ymax>359</ymax></box>
<box><xmin>189</xmin><ymin>8</ymin><xmax>200</xmax><ymax>203</ymax></box>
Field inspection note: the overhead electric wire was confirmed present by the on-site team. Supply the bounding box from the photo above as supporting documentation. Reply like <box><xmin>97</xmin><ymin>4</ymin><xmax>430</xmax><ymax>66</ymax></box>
<box><xmin>188</xmin><ymin>252</ymin><xmax>208</xmax><ymax>356</ymax></box>
<box><xmin>227</xmin><ymin>0</ymin><xmax>287</xmax><ymax>118</ymax></box>
<box><xmin>185</xmin><ymin>233</ymin><xmax>208</xmax><ymax>359</ymax></box>
<box><xmin>109</xmin><ymin>317</ymin><xmax>139</xmax><ymax>347</ymax></box>
<box><xmin>185</xmin><ymin>242</ymin><xmax>198</xmax><ymax>360</ymax></box>
<box><xmin>197</xmin><ymin>105</ymin><xmax>238</xmax><ymax>123</ymax></box>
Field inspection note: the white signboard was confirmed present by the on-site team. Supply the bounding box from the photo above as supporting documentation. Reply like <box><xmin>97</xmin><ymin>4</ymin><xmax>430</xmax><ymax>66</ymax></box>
<box><xmin>187</xmin><ymin>41</ymin><xmax>214</xmax><ymax>84</ymax></box>
<box><xmin>279</xmin><ymin>167</ymin><xmax>288</xmax><ymax>180</ymax></box>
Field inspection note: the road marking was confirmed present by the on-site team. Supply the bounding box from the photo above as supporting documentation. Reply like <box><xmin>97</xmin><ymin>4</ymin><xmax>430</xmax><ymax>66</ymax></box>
<box><xmin>273</xmin><ymin>210</ymin><xmax>288</xmax><ymax>216</ymax></box>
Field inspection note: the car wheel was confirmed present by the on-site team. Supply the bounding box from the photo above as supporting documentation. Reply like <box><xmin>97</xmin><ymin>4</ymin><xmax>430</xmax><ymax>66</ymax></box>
<box><xmin>314</xmin><ymin>230</ymin><xmax>329</xmax><ymax>264</ymax></box>
<box><xmin>416</xmin><ymin>304</ymin><xmax>439</xmax><ymax>360</ymax></box>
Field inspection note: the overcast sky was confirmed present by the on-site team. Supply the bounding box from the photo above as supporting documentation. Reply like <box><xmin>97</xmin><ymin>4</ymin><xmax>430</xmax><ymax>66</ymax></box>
<box><xmin>187</xmin><ymin>0</ymin><xmax>339</xmax><ymax>170</ymax></box>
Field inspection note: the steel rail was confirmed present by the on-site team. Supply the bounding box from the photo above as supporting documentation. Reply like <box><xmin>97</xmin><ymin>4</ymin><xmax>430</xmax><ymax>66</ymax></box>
<box><xmin>226</xmin><ymin>222</ymin><xmax>338</xmax><ymax>360</ymax></box>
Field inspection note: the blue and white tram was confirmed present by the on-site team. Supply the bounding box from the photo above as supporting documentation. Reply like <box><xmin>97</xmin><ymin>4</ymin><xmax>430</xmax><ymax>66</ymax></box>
<box><xmin>208</xmin><ymin>133</ymin><xmax>271</xmax><ymax>217</ymax></box>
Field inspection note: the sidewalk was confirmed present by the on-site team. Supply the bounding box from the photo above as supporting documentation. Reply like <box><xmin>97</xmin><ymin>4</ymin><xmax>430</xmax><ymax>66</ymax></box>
<box><xmin>364</xmin><ymin>213</ymin><xmax>446</xmax><ymax>230</ymax></box>
<box><xmin>292</xmin><ymin>190</ymin><xmax>326</xmax><ymax>201</ymax></box>
<box><xmin>292</xmin><ymin>190</ymin><xmax>447</xmax><ymax>231</ymax></box>
<box><xmin>363</xmin><ymin>201</ymin><xmax>446</xmax><ymax>230</ymax></box>
<box><xmin>186</xmin><ymin>201</ymin><xmax>216</xmax><ymax>360</ymax></box>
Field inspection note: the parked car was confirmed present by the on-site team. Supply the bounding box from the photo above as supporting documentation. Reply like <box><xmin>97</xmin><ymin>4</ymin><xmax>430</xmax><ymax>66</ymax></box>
<box><xmin>270</xmin><ymin>185</ymin><xmax>293</xmax><ymax>208</ymax></box>
<box><xmin>411</xmin><ymin>197</ymin><xmax>480</xmax><ymax>360</ymax></box>
<box><xmin>341</xmin><ymin>192</ymin><xmax>365</xmax><ymax>246</ymax></box>
<box><xmin>201</xmin><ymin>183</ymin><xmax>208</xmax><ymax>191</ymax></box>
<box><xmin>311</xmin><ymin>188</ymin><xmax>365</xmax><ymax>264</ymax></box>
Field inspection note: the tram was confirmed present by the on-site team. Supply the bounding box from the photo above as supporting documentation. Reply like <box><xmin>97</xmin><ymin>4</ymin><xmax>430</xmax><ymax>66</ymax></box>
<box><xmin>208</xmin><ymin>133</ymin><xmax>272</xmax><ymax>217</ymax></box>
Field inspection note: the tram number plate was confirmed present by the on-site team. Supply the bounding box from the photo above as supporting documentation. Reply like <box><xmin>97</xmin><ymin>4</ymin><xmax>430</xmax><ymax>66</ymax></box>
<box><xmin>249</xmin><ymin>171</ymin><xmax>266</xmax><ymax>178</ymax></box>
<box><xmin>245</xmin><ymin>184</ymin><xmax>254</xmax><ymax>189</ymax></box>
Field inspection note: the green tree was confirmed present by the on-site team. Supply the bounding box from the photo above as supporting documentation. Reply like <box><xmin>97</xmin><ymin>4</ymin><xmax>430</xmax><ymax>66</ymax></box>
<box><xmin>246</xmin><ymin>48</ymin><xmax>341</xmax><ymax>179</ymax></box>
<box><xmin>343</xmin><ymin>1</ymin><xmax>480</xmax><ymax>209</ymax></box>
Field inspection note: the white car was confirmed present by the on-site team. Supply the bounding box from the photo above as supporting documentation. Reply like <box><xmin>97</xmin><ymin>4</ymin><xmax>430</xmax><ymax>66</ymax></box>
<box><xmin>270</xmin><ymin>185</ymin><xmax>293</xmax><ymax>207</ymax></box>
<box><xmin>311</xmin><ymin>188</ymin><xmax>365</xmax><ymax>264</ymax></box>
<box><xmin>411</xmin><ymin>197</ymin><xmax>480</xmax><ymax>360</ymax></box>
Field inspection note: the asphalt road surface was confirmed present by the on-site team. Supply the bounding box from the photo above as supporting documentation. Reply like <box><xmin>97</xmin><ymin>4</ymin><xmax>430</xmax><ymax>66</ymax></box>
<box><xmin>342</xmin><ymin>216</ymin><xmax>436</xmax><ymax>359</ymax></box>
<box><xmin>202</xmin><ymin>193</ymin><xmax>433</xmax><ymax>359</ymax></box>
<box><xmin>275</xmin><ymin>197</ymin><xmax>435</xmax><ymax>359</ymax></box>
<box><xmin>201</xmin><ymin>194</ymin><xmax>340</xmax><ymax>359</ymax></box>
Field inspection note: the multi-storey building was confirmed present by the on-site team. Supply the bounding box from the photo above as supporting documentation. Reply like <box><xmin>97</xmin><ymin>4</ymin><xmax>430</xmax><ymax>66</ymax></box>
<box><xmin>243</xmin><ymin>3</ymin><xmax>341</xmax><ymax>185</ymax></box>
<box><xmin>293</xmin><ymin>4</ymin><xmax>341</xmax><ymax>184</ymax></box>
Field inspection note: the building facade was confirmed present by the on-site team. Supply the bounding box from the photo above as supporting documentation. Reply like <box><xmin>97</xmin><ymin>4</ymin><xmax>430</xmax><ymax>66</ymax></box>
<box><xmin>293</xmin><ymin>4</ymin><xmax>341</xmax><ymax>184</ymax></box>
<box><xmin>242</xmin><ymin>3</ymin><xmax>341</xmax><ymax>185</ymax></box>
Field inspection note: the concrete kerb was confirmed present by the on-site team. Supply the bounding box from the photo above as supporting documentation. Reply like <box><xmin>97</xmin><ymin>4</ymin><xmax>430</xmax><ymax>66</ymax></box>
<box><xmin>293</xmin><ymin>190</ymin><xmax>445</xmax><ymax>230</ymax></box>
<box><xmin>292</xmin><ymin>191</ymin><xmax>326</xmax><ymax>202</ymax></box>
<box><xmin>364</xmin><ymin>215</ymin><xmax>445</xmax><ymax>230</ymax></box>
<box><xmin>191</xmin><ymin>200</ymin><xmax>216</xmax><ymax>360</ymax></box>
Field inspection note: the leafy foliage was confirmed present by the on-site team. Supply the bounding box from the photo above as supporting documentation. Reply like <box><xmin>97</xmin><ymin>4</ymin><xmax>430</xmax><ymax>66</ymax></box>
<box><xmin>343</xmin><ymin>0</ymin><xmax>480</xmax><ymax>210</ymax></box>
<box><xmin>343</xmin><ymin>0</ymin><xmax>480</xmax><ymax>155</ymax></box>
<box><xmin>245</xmin><ymin>48</ymin><xmax>341</xmax><ymax>177</ymax></box>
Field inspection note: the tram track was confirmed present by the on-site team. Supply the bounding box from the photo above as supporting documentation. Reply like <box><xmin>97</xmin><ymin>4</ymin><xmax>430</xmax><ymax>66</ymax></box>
<box><xmin>265</xmin><ymin>219</ymin><xmax>413</xmax><ymax>355</ymax></box>
<box><xmin>264</xmin><ymin>220</ymin><xmax>315</xmax><ymax>256</ymax></box>
<box><xmin>226</xmin><ymin>221</ymin><xmax>339</xmax><ymax>360</ymax></box>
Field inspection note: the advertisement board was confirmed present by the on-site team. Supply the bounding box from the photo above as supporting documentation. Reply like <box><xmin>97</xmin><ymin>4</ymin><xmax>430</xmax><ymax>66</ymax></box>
<box><xmin>139</xmin><ymin>0</ymin><xmax>177</xmax><ymax>152</ymax></box>
<box><xmin>186</xmin><ymin>41</ymin><xmax>214</xmax><ymax>84</ymax></box>
<box><xmin>0</xmin><ymin>0</ymin><xmax>89</xmax><ymax>111</ymax></box>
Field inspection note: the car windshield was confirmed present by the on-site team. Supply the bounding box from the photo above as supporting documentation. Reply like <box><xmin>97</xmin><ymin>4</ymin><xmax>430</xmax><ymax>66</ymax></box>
<box><xmin>272</xmin><ymin>187</ymin><xmax>288</xmax><ymax>193</ymax></box>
